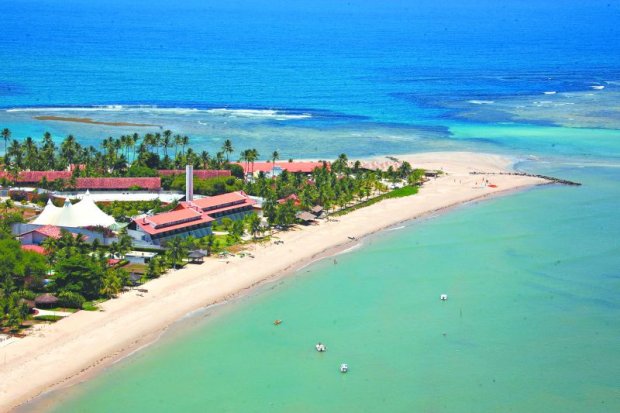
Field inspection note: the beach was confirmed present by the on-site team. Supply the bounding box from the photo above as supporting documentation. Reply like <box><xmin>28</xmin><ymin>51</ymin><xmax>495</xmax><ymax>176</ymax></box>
<box><xmin>0</xmin><ymin>152</ymin><xmax>548</xmax><ymax>412</ymax></box>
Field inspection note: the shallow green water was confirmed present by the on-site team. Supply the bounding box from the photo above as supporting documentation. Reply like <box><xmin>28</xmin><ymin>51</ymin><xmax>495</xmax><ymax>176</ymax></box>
<box><xmin>33</xmin><ymin>165</ymin><xmax>619</xmax><ymax>413</ymax></box>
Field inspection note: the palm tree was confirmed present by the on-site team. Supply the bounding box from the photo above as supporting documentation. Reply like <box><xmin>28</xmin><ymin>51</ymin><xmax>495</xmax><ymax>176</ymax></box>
<box><xmin>1</xmin><ymin>128</ymin><xmax>10</xmax><ymax>158</ymax></box>
<box><xmin>173</xmin><ymin>134</ymin><xmax>182</xmax><ymax>158</ymax></box>
<box><xmin>162</xmin><ymin>130</ymin><xmax>172</xmax><ymax>157</ymax></box>
<box><xmin>248</xmin><ymin>148</ymin><xmax>259</xmax><ymax>175</ymax></box>
<box><xmin>239</xmin><ymin>149</ymin><xmax>249</xmax><ymax>179</ymax></box>
<box><xmin>162</xmin><ymin>133</ymin><xmax>171</xmax><ymax>158</ymax></box>
<box><xmin>166</xmin><ymin>237</ymin><xmax>188</xmax><ymax>269</ymax></box>
<box><xmin>222</xmin><ymin>139</ymin><xmax>234</xmax><ymax>162</ymax></box>
<box><xmin>200</xmin><ymin>151</ymin><xmax>210</xmax><ymax>169</ymax></box>
<box><xmin>271</xmin><ymin>150</ymin><xmax>279</xmax><ymax>173</ymax></box>
<box><xmin>248</xmin><ymin>213</ymin><xmax>262</xmax><ymax>239</ymax></box>
<box><xmin>181</xmin><ymin>135</ymin><xmax>189</xmax><ymax>156</ymax></box>
<box><xmin>3</xmin><ymin>198</ymin><xmax>14</xmax><ymax>214</ymax></box>
<box><xmin>215</xmin><ymin>152</ymin><xmax>225</xmax><ymax>168</ymax></box>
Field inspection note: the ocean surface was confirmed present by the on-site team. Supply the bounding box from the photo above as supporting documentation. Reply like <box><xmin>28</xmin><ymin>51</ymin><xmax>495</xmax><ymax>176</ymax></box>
<box><xmin>3</xmin><ymin>0</ymin><xmax>619</xmax><ymax>411</ymax></box>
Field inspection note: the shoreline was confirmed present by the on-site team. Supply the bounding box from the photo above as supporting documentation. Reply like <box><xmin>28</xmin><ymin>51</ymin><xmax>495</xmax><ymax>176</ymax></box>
<box><xmin>1</xmin><ymin>152</ymin><xmax>550</xmax><ymax>412</ymax></box>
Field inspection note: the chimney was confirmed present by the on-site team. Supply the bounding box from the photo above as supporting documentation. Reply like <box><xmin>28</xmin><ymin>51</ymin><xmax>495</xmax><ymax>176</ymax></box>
<box><xmin>186</xmin><ymin>164</ymin><xmax>194</xmax><ymax>202</ymax></box>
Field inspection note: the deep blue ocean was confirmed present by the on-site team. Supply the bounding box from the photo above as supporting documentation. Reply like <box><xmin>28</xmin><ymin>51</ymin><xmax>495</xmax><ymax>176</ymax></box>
<box><xmin>2</xmin><ymin>0</ymin><xmax>619</xmax><ymax>411</ymax></box>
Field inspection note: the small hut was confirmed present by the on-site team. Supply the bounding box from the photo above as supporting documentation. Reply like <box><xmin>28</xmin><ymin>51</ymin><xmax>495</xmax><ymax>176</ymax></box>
<box><xmin>19</xmin><ymin>299</ymin><xmax>36</xmax><ymax>313</ymax></box>
<box><xmin>296</xmin><ymin>211</ymin><xmax>317</xmax><ymax>225</ymax></box>
<box><xmin>35</xmin><ymin>293</ymin><xmax>59</xmax><ymax>308</ymax></box>
<box><xmin>310</xmin><ymin>205</ymin><xmax>324</xmax><ymax>217</ymax></box>
<box><xmin>188</xmin><ymin>250</ymin><xmax>207</xmax><ymax>264</ymax></box>
<box><xmin>129</xmin><ymin>272</ymin><xmax>142</xmax><ymax>286</ymax></box>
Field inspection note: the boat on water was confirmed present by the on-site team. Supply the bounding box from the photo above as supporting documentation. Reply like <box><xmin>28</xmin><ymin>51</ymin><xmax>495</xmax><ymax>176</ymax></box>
<box><xmin>340</xmin><ymin>363</ymin><xmax>348</xmax><ymax>373</ymax></box>
<box><xmin>315</xmin><ymin>343</ymin><xmax>326</xmax><ymax>352</ymax></box>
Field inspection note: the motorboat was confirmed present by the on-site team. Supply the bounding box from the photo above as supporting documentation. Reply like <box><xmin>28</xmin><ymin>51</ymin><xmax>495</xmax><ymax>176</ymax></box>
<box><xmin>440</xmin><ymin>294</ymin><xmax>448</xmax><ymax>301</ymax></box>
<box><xmin>340</xmin><ymin>363</ymin><xmax>349</xmax><ymax>373</ymax></box>
<box><xmin>315</xmin><ymin>343</ymin><xmax>326</xmax><ymax>352</ymax></box>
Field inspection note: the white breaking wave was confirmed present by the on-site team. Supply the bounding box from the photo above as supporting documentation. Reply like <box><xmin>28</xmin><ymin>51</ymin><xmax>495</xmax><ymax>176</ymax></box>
<box><xmin>205</xmin><ymin>108</ymin><xmax>311</xmax><ymax>120</ymax></box>
<box><xmin>467</xmin><ymin>100</ymin><xmax>495</xmax><ymax>105</ymax></box>
<box><xmin>6</xmin><ymin>105</ymin><xmax>312</xmax><ymax>120</ymax></box>
<box><xmin>543</xmin><ymin>91</ymin><xmax>557</xmax><ymax>95</ymax></box>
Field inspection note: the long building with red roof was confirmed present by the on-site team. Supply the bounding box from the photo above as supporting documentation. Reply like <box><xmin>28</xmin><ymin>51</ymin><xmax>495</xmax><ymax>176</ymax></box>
<box><xmin>158</xmin><ymin>169</ymin><xmax>231</xmax><ymax>179</ymax></box>
<box><xmin>0</xmin><ymin>171</ymin><xmax>161</xmax><ymax>191</ymax></box>
<box><xmin>233</xmin><ymin>161</ymin><xmax>328</xmax><ymax>177</ymax></box>
<box><xmin>131</xmin><ymin>191</ymin><xmax>256</xmax><ymax>245</ymax></box>
<box><xmin>76</xmin><ymin>177</ymin><xmax>160</xmax><ymax>191</ymax></box>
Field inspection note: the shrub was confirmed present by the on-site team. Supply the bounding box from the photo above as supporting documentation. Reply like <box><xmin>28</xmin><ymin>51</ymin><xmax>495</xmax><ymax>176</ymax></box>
<box><xmin>34</xmin><ymin>315</ymin><xmax>63</xmax><ymax>322</ymax></box>
<box><xmin>58</xmin><ymin>291</ymin><xmax>86</xmax><ymax>309</ymax></box>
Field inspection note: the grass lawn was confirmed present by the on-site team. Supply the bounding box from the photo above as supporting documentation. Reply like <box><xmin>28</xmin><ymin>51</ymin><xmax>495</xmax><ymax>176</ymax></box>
<box><xmin>124</xmin><ymin>263</ymin><xmax>148</xmax><ymax>274</ymax></box>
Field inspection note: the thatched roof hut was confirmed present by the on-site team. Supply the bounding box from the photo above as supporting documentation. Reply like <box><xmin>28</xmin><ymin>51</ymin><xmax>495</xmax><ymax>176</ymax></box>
<box><xmin>35</xmin><ymin>293</ymin><xmax>59</xmax><ymax>307</ymax></box>
<box><xmin>296</xmin><ymin>211</ymin><xmax>317</xmax><ymax>224</ymax></box>
<box><xmin>19</xmin><ymin>298</ymin><xmax>36</xmax><ymax>311</ymax></box>
<box><xmin>188</xmin><ymin>250</ymin><xmax>207</xmax><ymax>264</ymax></box>
<box><xmin>311</xmin><ymin>205</ymin><xmax>324</xmax><ymax>216</ymax></box>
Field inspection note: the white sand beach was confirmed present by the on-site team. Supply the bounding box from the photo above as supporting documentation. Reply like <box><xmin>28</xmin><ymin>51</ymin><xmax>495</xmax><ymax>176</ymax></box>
<box><xmin>0</xmin><ymin>152</ymin><xmax>548</xmax><ymax>412</ymax></box>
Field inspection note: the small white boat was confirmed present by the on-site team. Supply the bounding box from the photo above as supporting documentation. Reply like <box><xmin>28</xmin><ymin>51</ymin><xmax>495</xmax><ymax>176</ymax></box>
<box><xmin>340</xmin><ymin>363</ymin><xmax>348</xmax><ymax>373</ymax></box>
<box><xmin>315</xmin><ymin>343</ymin><xmax>326</xmax><ymax>352</ymax></box>
<box><xmin>440</xmin><ymin>294</ymin><xmax>448</xmax><ymax>301</ymax></box>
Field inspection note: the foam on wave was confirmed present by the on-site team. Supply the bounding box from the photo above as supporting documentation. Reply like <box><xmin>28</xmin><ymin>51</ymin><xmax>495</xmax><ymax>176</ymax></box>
<box><xmin>6</xmin><ymin>105</ymin><xmax>312</xmax><ymax>120</ymax></box>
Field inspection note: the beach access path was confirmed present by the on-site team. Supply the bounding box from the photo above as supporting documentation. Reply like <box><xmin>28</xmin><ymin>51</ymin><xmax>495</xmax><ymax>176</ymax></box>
<box><xmin>0</xmin><ymin>152</ymin><xmax>548</xmax><ymax>412</ymax></box>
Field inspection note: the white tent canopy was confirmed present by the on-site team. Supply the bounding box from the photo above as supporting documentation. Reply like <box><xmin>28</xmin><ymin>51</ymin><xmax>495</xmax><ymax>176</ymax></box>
<box><xmin>32</xmin><ymin>191</ymin><xmax>116</xmax><ymax>228</ymax></box>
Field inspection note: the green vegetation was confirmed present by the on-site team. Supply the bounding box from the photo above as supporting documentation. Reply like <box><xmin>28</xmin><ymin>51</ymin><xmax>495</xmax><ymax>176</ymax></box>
<box><xmin>34</xmin><ymin>315</ymin><xmax>63</xmax><ymax>322</ymax></box>
<box><xmin>98</xmin><ymin>199</ymin><xmax>175</xmax><ymax>222</ymax></box>
<box><xmin>333</xmin><ymin>185</ymin><xmax>419</xmax><ymax>217</ymax></box>
<box><xmin>164</xmin><ymin>174</ymin><xmax>243</xmax><ymax>195</ymax></box>
<box><xmin>0</xmin><ymin>129</ymin><xmax>243</xmax><ymax>185</ymax></box>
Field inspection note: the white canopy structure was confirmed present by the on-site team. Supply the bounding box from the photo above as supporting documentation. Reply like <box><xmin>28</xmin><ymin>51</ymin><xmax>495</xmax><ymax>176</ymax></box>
<box><xmin>32</xmin><ymin>191</ymin><xmax>116</xmax><ymax>228</ymax></box>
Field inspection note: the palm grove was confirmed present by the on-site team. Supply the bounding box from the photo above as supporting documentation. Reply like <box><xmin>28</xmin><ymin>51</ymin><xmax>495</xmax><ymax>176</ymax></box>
<box><xmin>1</xmin><ymin>128</ymin><xmax>424</xmax><ymax>331</ymax></box>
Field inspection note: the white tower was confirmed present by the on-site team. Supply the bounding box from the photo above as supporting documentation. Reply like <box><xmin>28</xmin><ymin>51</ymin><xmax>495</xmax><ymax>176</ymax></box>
<box><xmin>186</xmin><ymin>164</ymin><xmax>194</xmax><ymax>202</ymax></box>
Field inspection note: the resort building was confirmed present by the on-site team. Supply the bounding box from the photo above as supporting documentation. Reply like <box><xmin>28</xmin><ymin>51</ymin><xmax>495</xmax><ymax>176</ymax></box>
<box><xmin>130</xmin><ymin>191</ymin><xmax>256</xmax><ymax>245</ymax></box>
<box><xmin>132</xmin><ymin>208</ymin><xmax>214</xmax><ymax>246</ymax></box>
<box><xmin>125</xmin><ymin>250</ymin><xmax>158</xmax><ymax>265</ymax></box>
<box><xmin>19</xmin><ymin>224</ymin><xmax>68</xmax><ymax>245</ymax></box>
<box><xmin>158</xmin><ymin>169</ymin><xmax>231</xmax><ymax>179</ymax></box>
<box><xmin>0</xmin><ymin>171</ymin><xmax>161</xmax><ymax>191</ymax></box>
<box><xmin>176</xmin><ymin>191</ymin><xmax>256</xmax><ymax>222</ymax></box>
<box><xmin>233</xmin><ymin>161</ymin><xmax>328</xmax><ymax>178</ymax></box>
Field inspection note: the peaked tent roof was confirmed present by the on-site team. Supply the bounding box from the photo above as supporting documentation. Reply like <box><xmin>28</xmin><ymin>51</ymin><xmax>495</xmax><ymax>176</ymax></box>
<box><xmin>31</xmin><ymin>192</ymin><xmax>115</xmax><ymax>228</ymax></box>
<box><xmin>31</xmin><ymin>199</ymin><xmax>63</xmax><ymax>226</ymax></box>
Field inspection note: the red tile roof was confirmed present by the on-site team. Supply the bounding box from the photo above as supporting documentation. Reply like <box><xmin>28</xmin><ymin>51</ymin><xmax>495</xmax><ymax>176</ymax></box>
<box><xmin>0</xmin><ymin>171</ymin><xmax>161</xmax><ymax>190</ymax></box>
<box><xmin>135</xmin><ymin>209</ymin><xmax>214</xmax><ymax>235</ymax></box>
<box><xmin>158</xmin><ymin>170</ymin><xmax>231</xmax><ymax>179</ymax></box>
<box><xmin>188</xmin><ymin>191</ymin><xmax>253</xmax><ymax>211</ymax></box>
<box><xmin>0</xmin><ymin>171</ymin><xmax>72</xmax><ymax>182</ymax></box>
<box><xmin>278</xmin><ymin>194</ymin><xmax>301</xmax><ymax>205</ymax></box>
<box><xmin>21</xmin><ymin>245</ymin><xmax>47</xmax><ymax>255</ymax></box>
<box><xmin>33</xmin><ymin>225</ymin><xmax>64</xmax><ymax>239</ymax></box>
<box><xmin>76</xmin><ymin>177</ymin><xmax>161</xmax><ymax>191</ymax></box>
<box><xmin>233</xmin><ymin>161</ymin><xmax>328</xmax><ymax>174</ymax></box>
<box><xmin>133</xmin><ymin>191</ymin><xmax>255</xmax><ymax>236</ymax></box>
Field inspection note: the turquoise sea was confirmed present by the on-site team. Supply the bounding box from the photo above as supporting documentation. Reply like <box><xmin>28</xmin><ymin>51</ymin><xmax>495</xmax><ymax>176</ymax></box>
<box><xmin>3</xmin><ymin>0</ymin><xmax>619</xmax><ymax>411</ymax></box>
